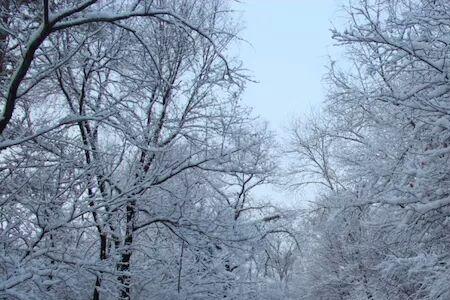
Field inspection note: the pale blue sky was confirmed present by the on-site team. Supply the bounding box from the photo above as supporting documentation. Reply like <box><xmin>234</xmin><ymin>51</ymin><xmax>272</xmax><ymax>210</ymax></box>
<box><xmin>232</xmin><ymin>0</ymin><xmax>345</xmax><ymax>205</ymax></box>
<box><xmin>234</xmin><ymin>0</ymin><xmax>345</xmax><ymax>132</ymax></box>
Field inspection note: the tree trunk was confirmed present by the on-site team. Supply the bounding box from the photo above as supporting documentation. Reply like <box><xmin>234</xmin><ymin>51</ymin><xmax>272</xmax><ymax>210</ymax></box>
<box><xmin>93</xmin><ymin>232</ymin><xmax>108</xmax><ymax>300</ymax></box>
<box><xmin>0</xmin><ymin>1</ymin><xmax>8</xmax><ymax>76</ymax></box>
<box><xmin>118</xmin><ymin>199</ymin><xmax>136</xmax><ymax>300</ymax></box>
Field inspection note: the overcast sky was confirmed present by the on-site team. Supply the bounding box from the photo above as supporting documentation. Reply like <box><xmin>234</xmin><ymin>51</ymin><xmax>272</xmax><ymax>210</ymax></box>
<box><xmin>234</xmin><ymin>0</ymin><xmax>345</xmax><ymax>133</ymax></box>
<box><xmin>232</xmin><ymin>0</ymin><xmax>345</xmax><ymax>205</ymax></box>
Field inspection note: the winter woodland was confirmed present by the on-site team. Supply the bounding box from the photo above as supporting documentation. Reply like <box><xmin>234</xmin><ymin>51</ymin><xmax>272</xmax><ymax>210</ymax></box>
<box><xmin>1</xmin><ymin>0</ymin><xmax>450</xmax><ymax>299</ymax></box>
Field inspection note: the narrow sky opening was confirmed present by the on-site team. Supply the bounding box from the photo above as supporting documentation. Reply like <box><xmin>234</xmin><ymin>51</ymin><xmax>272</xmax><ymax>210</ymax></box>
<box><xmin>234</xmin><ymin>0</ymin><xmax>344</xmax><ymax>133</ymax></box>
<box><xmin>231</xmin><ymin>0</ymin><xmax>345</xmax><ymax>205</ymax></box>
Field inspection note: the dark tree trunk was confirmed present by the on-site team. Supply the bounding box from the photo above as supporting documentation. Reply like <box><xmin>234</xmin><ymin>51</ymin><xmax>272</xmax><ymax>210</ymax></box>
<box><xmin>118</xmin><ymin>199</ymin><xmax>136</xmax><ymax>300</ymax></box>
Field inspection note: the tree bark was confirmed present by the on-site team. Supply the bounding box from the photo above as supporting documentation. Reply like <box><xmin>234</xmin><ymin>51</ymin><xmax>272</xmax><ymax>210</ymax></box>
<box><xmin>118</xmin><ymin>199</ymin><xmax>136</xmax><ymax>300</ymax></box>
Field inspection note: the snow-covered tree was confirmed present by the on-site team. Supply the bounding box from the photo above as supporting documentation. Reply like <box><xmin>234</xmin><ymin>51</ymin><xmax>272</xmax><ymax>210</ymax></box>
<box><xmin>0</xmin><ymin>1</ymin><xmax>287</xmax><ymax>299</ymax></box>
<box><xmin>288</xmin><ymin>0</ymin><xmax>450</xmax><ymax>299</ymax></box>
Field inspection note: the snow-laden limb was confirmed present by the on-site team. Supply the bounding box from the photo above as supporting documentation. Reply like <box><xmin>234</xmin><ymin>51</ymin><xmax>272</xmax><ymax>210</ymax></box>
<box><xmin>0</xmin><ymin>113</ymin><xmax>112</xmax><ymax>150</ymax></box>
<box><xmin>0</xmin><ymin>23</ymin><xmax>50</xmax><ymax>135</ymax></box>
<box><xmin>0</xmin><ymin>22</ymin><xmax>15</xmax><ymax>37</ymax></box>
<box><xmin>0</xmin><ymin>273</ymin><xmax>33</xmax><ymax>291</ymax></box>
